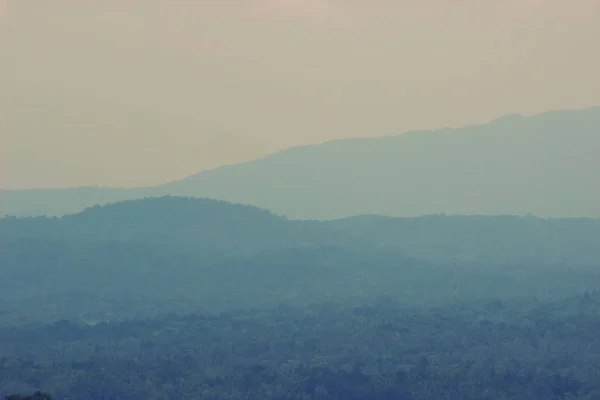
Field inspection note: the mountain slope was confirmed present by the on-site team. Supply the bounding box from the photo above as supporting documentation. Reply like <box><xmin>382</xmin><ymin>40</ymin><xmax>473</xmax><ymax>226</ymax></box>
<box><xmin>163</xmin><ymin>106</ymin><xmax>600</xmax><ymax>219</ymax></box>
<box><xmin>2</xmin><ymin>107</ymin><xmax>599</xmax><ymax>219</ymax></box>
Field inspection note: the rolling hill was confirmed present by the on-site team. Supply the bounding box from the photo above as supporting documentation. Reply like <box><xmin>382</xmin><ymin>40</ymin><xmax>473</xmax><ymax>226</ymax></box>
<box><xmin>2</xmin><ymin>197</ymin><xmax>600</xmax><ymax>325</ymax></box>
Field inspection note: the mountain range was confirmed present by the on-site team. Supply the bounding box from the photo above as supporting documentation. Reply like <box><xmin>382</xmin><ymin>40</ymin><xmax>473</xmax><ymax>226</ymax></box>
<box><xmin>2</xmin><ymin>106</ymin><xmax>599</xmax><ymax>219</ymax></box>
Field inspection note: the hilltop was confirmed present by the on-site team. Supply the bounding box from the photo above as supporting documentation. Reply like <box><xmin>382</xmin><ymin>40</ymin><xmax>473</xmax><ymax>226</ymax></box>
<box><xmin>2</xmin><ymin>196</ymin><xmax>600</xmax><ymax>325</ymax></box>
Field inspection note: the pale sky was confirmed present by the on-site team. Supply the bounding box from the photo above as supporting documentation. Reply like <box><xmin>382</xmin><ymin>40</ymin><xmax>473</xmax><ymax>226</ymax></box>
<box><xmin>1</xmin><ymin>0</ymin><xmax>599</xmax><ymax>189</ymax></box>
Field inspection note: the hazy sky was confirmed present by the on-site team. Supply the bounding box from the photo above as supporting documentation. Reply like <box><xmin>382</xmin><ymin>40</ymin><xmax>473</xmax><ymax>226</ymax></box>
<box><xmin>1</xmin><ymin>0</ymin><xmax>599</xmax><ymax>189</ymax></box>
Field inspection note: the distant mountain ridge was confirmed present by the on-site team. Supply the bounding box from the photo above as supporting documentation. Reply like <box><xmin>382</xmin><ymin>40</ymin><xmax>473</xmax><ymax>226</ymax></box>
<box><xmin>2</xmin><ymin>106</ymin><xmax>599</xmax><ymax>219</ymax></box>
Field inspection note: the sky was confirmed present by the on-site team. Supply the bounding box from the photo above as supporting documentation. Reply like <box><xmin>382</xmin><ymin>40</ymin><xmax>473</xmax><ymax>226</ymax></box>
<box><xmin>1</xmin><ymin>0</ymin><xmax>599</xmax><ymax>189</ymax></box>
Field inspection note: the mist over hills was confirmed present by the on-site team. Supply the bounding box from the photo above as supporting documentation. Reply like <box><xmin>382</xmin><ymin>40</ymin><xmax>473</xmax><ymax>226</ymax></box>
<box><xmin>2</xmin><ymin>196</ymin><xmax>600</xmax><ymax>326</ymax></box>
<box><xmin>3</xmin><ymin>106</ymin><xmax>599</xmax><ymax>219</ymax></box>
<box><xmin>4</xmin><ymin>196</ymin><xmax>600</xmax><ymax>265</ymax></box>
<box><xmin>3</xmin><ymin>197</ymin><xmax>600</xmax><ymax>398</ymax></box>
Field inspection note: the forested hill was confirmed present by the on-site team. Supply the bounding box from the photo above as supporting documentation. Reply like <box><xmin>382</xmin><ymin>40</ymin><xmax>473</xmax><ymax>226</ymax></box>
<box><xmin>325</xmin><ymin>214</ymin><xmax>600</xmax><ymax>265</ymax></box>
<box><xmin>3</xmin><ymin>107</ymin><xmax>600</xmax><ymax>219</ymax></box>
<box><xmin>1</xmin><ymin>196</ymin><xmax>287</xmax><ymax>239</ymax></box>
<box><xmin>3</xmin><ymin>196</ymin><xmax>600</xmax><ymax>265</ymax></box>
<box><xmin>2</xmin><ymin>197</ymin><xmax>600</xmax><ymax>326</ymax></box>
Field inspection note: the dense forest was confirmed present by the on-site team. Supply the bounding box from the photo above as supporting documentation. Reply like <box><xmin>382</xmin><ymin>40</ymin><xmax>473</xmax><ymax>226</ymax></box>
<box><xmin>2</xmin><ymin>197</ymin><xmax>600</xmax><ymax>398</ymax></box>
<box><xmin>2</xmin><ymin>292</ymin><xmax>600</xmax><ymax>399</ymax></box>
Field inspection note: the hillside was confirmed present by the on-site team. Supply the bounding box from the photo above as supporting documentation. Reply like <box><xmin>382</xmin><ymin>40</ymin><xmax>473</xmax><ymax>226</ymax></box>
<box><xmin>3</xmin><ymin>197</ymin><xmax>600</xmax><ymax>265</ymax></box>
<box><xmin>2</xmin><ymin>107</ymin><xmax>599</xmax><ymax>219</ymax></box>
<box><xmin>2</xmin><ymin>197</ymin><xmax>600</xmax><ymax>326</ymax></box>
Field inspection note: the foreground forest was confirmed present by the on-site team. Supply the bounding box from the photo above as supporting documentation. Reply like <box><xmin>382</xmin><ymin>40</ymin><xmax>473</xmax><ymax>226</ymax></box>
<box><xmin>2</xmin><ymin>292</ymin><xmax>600</xmax><ymax>399</ymax></box>
<box><xmin>2</xmin><ymin>197</ymin><xmax>600</xmax><ymax>399</ymax></box>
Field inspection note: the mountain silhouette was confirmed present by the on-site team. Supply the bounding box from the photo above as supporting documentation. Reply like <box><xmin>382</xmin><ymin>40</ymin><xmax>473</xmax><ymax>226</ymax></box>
<box><xmin>2</xmin><ymin>107</ymin><xmax>599</xmax><ymax>219</ymax></box>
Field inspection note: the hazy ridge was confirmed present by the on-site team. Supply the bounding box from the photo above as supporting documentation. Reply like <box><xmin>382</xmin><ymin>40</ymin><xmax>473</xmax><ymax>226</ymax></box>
<box><xmin>3</xmin><ymin>106</ymin><xmax>599</xmax><ymax>219</ymax></box>
<box><xmin>2</xmin><ymin>196</ymin><xmax>600</xmax><ymax>326</ymax></box>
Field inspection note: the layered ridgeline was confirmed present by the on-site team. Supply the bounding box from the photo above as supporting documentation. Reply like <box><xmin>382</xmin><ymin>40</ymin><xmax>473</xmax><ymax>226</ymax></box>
<box><xmin>2</xmin><ymin>197</ymin><xmax>600</xmax><ymax>326</ymax></box>
<box><xmin>2</xmin><ymin>107</ymin><xmax>600</xmax><ymax>219</ymax></box>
